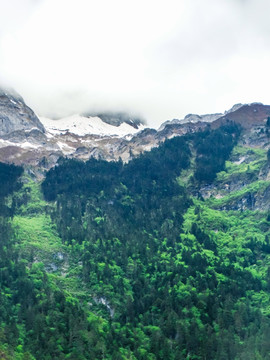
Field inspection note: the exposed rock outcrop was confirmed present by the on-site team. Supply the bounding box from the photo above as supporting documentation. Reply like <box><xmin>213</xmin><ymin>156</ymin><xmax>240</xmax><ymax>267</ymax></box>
<box><xmin>0</xmin><ymin>88</ymin><xmax>45</xmax><ymax>136</ymax></box>
<box><xmin>1</xmin><ymin>88</ymin><xmax>270</xmax><ymax>179</ymax></box>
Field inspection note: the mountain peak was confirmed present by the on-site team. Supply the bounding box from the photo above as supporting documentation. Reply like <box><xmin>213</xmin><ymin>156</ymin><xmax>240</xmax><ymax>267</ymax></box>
<box><xmin>39</xmin><ymin>114</ymin><xmax>145</xmax><ymax>137</ymax></box>
<box><xmin>211</xmin><ymin>102</ymin><xmax>270</xmax><ymax>129</ymax></box>
<box><xmin>81</xmin><ymin>111</ymin><xmax>145</xmax><ymax>129</ymax></box>
<box><xmin>158</xmin><ymin>102</ymin><xmax>269</xmax><ymax>131</ymax></box>
<box><xmin>0</xmin><ymin>87</ymin><xmax>24</xmax><ymax>103</ymax></box>
<box><xmin>0</xmin><ymin>87</ymin><xmax>45</xmax><ymax>136</ymax></box>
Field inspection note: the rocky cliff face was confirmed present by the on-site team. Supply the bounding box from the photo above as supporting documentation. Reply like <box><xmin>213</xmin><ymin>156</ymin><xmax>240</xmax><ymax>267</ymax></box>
<box><xmin>1</xmin><ymin>89</ymin><xmax>270</xmax><ymax>181</ymax></box>
<box><xmin>0</xmin><ymin>88</ymin><xmax>207</xmax><ymax>169</ymax></box>
<box><xmin>0</xmin><ymin>88</ymin><xmax>45</xmax><ymax>136</ymax></box>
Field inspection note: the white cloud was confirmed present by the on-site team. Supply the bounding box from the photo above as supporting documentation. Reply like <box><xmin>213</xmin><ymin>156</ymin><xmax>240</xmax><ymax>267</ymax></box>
<box><xmin>0</xmin><ymin>0</ymin><xmax>270</xmax><ymax>127</ymax></box>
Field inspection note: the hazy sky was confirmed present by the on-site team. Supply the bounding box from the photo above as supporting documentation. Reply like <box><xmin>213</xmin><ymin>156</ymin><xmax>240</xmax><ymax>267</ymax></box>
<box><xmin>0</xmin><ymin>0</ymin><xmax>270</xmax><ymax>127</ymax></box>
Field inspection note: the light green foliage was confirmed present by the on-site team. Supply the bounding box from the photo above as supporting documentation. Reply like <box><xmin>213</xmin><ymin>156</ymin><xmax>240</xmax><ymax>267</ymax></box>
<box><xmin>13</xmin><ymin>215</ymin><xmax>62</xmax><ymax>254</ymax></box>
<box><xmin>207</xmin><ymin>180</ymin><xmax>270</xmax><ymax>208</ymax></box>
<box><xmin>217</xmin><ymin>146</ymin><xmax>266</xmax><ymax>182</ymax></box>
<box><xmin>184</xmin><ymin>199</ymin><xmax>270</xmax><ymax>314</ymax></box>
<box><xmin>4</xmin><ymin>127</ymin><xmax>270</xmax><ymax>359</ymax></box>
<box><xmin>13</xmin><ymin>179</ymin><xmax>49</xmax><ymax>216</ymax></box>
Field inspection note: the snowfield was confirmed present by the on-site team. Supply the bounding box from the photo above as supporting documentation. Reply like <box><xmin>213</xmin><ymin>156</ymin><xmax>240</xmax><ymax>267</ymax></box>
<box><xmin>39</xmin><ymin>114</ymin><xmax>145</xmax><ymax>137</ymax></box>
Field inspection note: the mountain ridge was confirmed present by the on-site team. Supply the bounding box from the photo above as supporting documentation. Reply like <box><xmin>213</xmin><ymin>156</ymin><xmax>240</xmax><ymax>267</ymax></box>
<box><xmin>0</xmin><ymin>88</ymin><xmax>270</xmax><ymax>174</ymax></box>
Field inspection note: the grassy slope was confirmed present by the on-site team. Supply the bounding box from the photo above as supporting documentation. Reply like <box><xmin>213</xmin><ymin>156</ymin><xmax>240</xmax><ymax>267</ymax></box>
<box><xmin>12</xmin><ymin>180</ymin><xmax>93</xmax><ymax>304</ymax></box>
<box><xmin>181</xmin><ymin>144</ymin><xmax>270</xmax><ymax>315</ymax></box>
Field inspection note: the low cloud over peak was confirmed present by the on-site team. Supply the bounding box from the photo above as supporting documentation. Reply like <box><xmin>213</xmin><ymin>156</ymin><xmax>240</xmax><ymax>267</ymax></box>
<box><xmin>1</xmin><ymin>0</ymin><xmax>270</xmax><ymax>127</ymax></box>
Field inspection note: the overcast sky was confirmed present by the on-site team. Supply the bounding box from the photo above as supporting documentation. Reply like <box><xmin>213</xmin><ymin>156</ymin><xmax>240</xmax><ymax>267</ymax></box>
<box><xmin>0</xmin><ymin>0</ymin><xmax>270</xmax><ymax>127</ymax></box>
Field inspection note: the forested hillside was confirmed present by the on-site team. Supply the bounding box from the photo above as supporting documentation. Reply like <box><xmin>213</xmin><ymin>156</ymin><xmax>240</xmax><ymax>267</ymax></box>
<box><xmin>1</xmin><ymin>123</ymin><xmax>270</xmax><ymax>359</ymax></box>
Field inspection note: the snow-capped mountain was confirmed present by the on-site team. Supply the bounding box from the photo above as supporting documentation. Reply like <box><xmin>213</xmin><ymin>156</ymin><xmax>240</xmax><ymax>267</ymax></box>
<box><xmin>39</xmin><ymin>114</ymin><xmax>145</xmax><ymax>137</ymax></box>
<box><xmin>0</xmin><ymin>87</ymin><xmax>270</xmax><ymax>173</ymax></box>
<box><xmin>0</xmin><ymin>88</ymin><xmax>149</xmax><ymax>169</ymax></box>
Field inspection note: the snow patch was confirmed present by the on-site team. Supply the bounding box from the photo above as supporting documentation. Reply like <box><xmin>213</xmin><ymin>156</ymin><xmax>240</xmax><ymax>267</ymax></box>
<box><xmin>20</xmin><ymin>141</ymin><xmax>41</xmax><ymax>149</ymax></box>
<box><xmin>24</xmin><ymin>127</ymin><xmax>41</xmax><ymax>133</ymax></box>
<box><xmin>0</xmin><ymin>138</ymin><xmax>41</xmax><ymax>150</ymax></box>
<box><xmin>57</xmin><ymin>141</ymin><xmax>75</xmax><ymax>155</ymax></box>
<box><xmin>39</xmin><ymin>114</ymin><xmax>145</xmax><ymax>137</ymax></box>
<box><xmin>124</xmin><ymin>135</ymin><xmax>133</xmax><ymax>141</ymax></box>
<box><xmin>0</xmin><ymin>139</ymin><xmax>15</xmax><ymax>147</ymax></box>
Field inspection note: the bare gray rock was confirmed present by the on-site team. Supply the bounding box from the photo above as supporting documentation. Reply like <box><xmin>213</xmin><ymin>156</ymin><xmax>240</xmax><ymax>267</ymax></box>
<box><xmin>0</xmin><ymin>88</ymin><xmax>45</xmax><ymax>136</ymax></box>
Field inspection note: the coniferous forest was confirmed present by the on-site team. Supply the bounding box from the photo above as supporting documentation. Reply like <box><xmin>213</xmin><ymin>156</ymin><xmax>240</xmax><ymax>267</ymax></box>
<box><xmin>1</xmin><ymin>123</ymin><xmax>270</xmax><ymax>359</ymax></box>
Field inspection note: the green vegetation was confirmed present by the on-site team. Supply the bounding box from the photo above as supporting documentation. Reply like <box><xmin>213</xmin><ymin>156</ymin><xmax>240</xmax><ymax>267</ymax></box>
<box><xmin>2</xmin><ymin>124</ymin><xmax>270</xmax><ymax>359</ymax></box>
<box><xmin>14</xmin><ymin>215</ymin><xmax>62</xmax><ymax>253</ymax></box>
<box><xmin>207</xmin><ymin>180</ymin><xmax>270</xmax><ymax>209</ymax></box>
<box><xmin>193</xmin><ymin>122</ymin><xmax>240</xmax><ymax>182</ymax></box>
<box><xmin>216</xmin><ymin>146</ymin><xmax>267</xmax><ymax>183</ymax></box>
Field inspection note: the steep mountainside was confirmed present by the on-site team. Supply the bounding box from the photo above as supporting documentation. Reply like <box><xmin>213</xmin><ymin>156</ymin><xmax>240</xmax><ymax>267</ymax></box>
<box><xmin>0</xmin><ymin>88</ymin><xmax>45</xmax><ymax>135</ymax></box>
<box><xmin>0</xmin><ymin>88</ymin><xmax>269</xmax><ymax>173</ymax></box>
<box><xmin>1</xmin><ymin>91</ymin><xmax>270</xmax><ymax>359</ymax></box>
<box><xmin>212</xmin><ymin>103</ymin><xmax>270</xmax><ymax>130</ymax></box>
